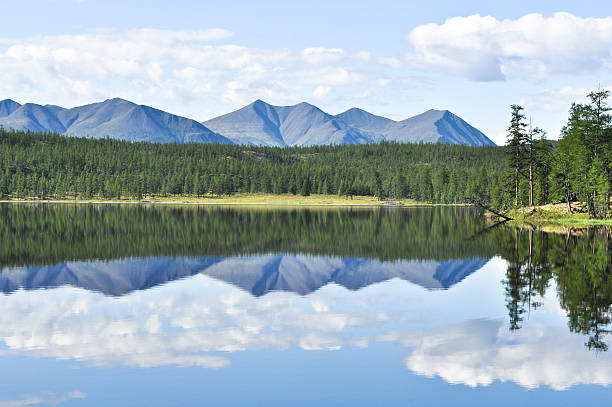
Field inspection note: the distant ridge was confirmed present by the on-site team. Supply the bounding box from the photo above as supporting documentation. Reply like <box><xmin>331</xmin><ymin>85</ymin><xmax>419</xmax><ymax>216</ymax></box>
<box><xmin>0</xmin><ymin>98</ymin><xmax>232</xmax><ymax>144</ymax></box>
<box><xmin>0</xmin><ymin>97</ymin><xmax>495</xmax><ymax>146</ymax></box>
<box><xmin>203</xmin><ymin>99</ymin><xmax>371</xmax><ymax>146</ymax></box>
<box><xmin>206</xmin><ymin>100</ymin><xmax>495</xmax><ymax>146</ymax></box>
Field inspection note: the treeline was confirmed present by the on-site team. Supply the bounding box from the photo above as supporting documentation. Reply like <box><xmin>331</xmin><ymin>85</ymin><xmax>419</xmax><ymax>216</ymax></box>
<box><xmin>0</xmin><ymin>128</ymin><xmax>505</xmax><ymax>203</ymax></box>
<box><xmin>501</xmin><ymin>89</ymin><xmax>611</xmax><ymax>218</ymax></box>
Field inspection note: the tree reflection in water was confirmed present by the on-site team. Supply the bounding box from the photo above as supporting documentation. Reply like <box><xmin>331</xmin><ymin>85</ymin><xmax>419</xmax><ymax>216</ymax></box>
<box><xmin>500</xmin><ymin>226</ymin><xmax>611</xmax><ymax>351</ymax></box>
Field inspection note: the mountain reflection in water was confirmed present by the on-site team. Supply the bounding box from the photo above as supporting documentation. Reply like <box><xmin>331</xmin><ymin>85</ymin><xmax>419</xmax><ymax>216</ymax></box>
<box><xmin>0</xmin><ymin>204</ymin><xmax>611</xmax><ymax>399</ymax></box>
<box><xmin>0</xmin><ymin>256</ymin><xmax>489</xmax><ymax>296</ymax></box>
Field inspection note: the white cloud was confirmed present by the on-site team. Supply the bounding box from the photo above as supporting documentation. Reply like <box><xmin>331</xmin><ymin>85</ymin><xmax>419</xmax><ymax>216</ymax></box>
<box><xmin>312</xmin><ymin>85</ymin><xmax>331</xmax><ymax>99</ymax></box>
<box><xmin>525</xmin><ymin>85</ymin><xmax>604</xmax><ymax>112</ymax></box>
<box><xmin>295</xmin><ymin>66</ymin><xmax>364</xmax><ymax>86</ymax></box>
<box><xmin>402</xmin><ymin>319</ymin><xmax>612</xmax><ymax>390</ymax></box>
<box><xmin>0</xmin><ymin>29</ymin><xmax>396</xmax><ymax>118</ymax></box>
<box><xmin>407</xmin><ymin>12</ymin><xmax>612</xmax><ymax>81</ymax></box>
<box><xmin>301</xmin><ymin>48</ymin><xmax>371</xmax><ymax>65</ymax></box>
<box><xmin>378</xmin><ymin>56</ymin><xmax>402</xmax><ymax>68</ymax></box>
<box><xmin>299</xmin><ymin>333</ymin><xmax>343</xmax><ymax>350</ymax></box>
<box><xmin>302</xmin><ymin>47</ymin><xmax>345</xmax><ymax>65</ymax></box>
<box><xmin>356</xmin><ymin>51</ymin><xmax>371</xmax><ymax>61</ymax></box>
<box><xmin>0</xmin><ymin>391</ymin><xmax>86</xmax><ymax>407</ymax></box>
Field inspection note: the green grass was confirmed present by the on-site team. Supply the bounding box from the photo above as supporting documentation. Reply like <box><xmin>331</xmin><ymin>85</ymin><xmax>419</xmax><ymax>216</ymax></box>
<box><xmin>1</xmin><ymin>193</ymin><xmax>431</xmax><ymax>206</ymax></box>
<box><xmin>501</xmin><ymin>203</ymin><xmax>612</xmax><ymax>228</ymax></box>
<box><xmin>558</xmin><ymin>218</ymin><xmax>612</xmax><ymax>226</ymax></box>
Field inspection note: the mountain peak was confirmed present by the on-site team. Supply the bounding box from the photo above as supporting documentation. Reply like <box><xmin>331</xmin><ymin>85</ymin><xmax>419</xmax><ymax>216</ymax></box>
<box><xmin>103</xmin><ymin>97</ymin><xmax>135</xmax><ymax>105</ymax></box>
<box><xmin>337</xmin><ymin>107</ymin><xmax>395</xmax><ymax>121</ymax></box>
<box><xmin>205</xmin><ymin>100</ymin><xmax>368</xmax><ymax>146</ymax></box>
<box><xmin>0</xmin><ymin>98</ymin><xmax>20</xmax><ymax>105</ymax></box>
<box><xmin>0</xmin><ymin>99</ymin><xmax>22</xmax><ymax>118</ymax></box>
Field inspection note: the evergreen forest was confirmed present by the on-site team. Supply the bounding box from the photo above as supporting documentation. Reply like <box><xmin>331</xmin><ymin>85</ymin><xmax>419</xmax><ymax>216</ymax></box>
<box><xmin>502</xmin><ymin>89</ymin><xmax>611</xmax><ymax>218</ymax></box>
<box><xmin>0</xmin><ymin>128</ymin><xmax>503</xmax><ymax>204</ymax></box>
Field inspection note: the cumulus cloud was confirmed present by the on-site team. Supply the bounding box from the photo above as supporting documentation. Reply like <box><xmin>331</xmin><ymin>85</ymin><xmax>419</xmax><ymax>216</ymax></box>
<box><xmin>407</xmin><ymin>12</ymin><xmax>612</xmax><ymax>81</ymax></box>
<box><xmin>524</xmin><ymin>85</ymin><xmax>603</xmax><ymax>113</ymax></box>
<box><xmin>312</xmin><ymin>85</ymin><xmax>331</xmax><ymax>99</ymax></box>
<box><xmin>301</xmin><ymin>48</ymin><xmax>372</xmax><ymax>65</ymax></box>
<box><xmin>0</xmin><ymin>29</ymin><xmax>392</xmax><ymax>117</ymax></box>
<box><xmin>302</xmin><ymin>47</ymin><xmax>345</xmax><ymax>65</ymax></box>
<box><xmin>402</xmin><ymin>319</ymin><xmax>612</xmax><ymax>390</ymax></box>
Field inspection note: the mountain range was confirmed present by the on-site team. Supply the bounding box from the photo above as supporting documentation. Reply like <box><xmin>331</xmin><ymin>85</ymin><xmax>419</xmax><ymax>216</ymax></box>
<box><xmin>0</xmin><ymin>98</ymin><xmax>232</xmax><ymax>144</ymax></box>
<box><xmin>0</xmin><ymin>255</ymin><xmax>490</xmax><ymax>297</ymax></box>
<box><xmin>205</xmin><ymin>100</ymin><xmax>495</xmax><ymax>146</ymax></box>
<box><xmin>0</xmin><ymin>97</ymin><xmax>495</xmax><ymax>146</ymax></box>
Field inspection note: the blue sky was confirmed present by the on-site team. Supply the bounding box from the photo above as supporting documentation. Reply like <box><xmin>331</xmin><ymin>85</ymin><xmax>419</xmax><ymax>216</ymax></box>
<box><xmin>2</xmin><ymin>0</ymin><xmax>612</xmax><ymax>144</ymax></box>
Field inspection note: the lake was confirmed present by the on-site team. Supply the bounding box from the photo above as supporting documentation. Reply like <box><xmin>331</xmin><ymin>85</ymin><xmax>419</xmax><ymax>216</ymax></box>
<box><xmin>1</xmin><ymin>204</ymin><xmax>610</xmax><ymax>406</ymax></box>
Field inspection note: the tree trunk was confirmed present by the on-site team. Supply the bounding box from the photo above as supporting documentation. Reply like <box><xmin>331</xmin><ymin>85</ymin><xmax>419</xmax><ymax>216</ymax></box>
<box><xmin>514</xmin><ymin>167</ymin><xmax>519</xmax><ymax>207</ymax></box>
<box><xmin>529</xmin><ymin>162</ymin><xmax>533</xmax><ymax>207</ymax></box>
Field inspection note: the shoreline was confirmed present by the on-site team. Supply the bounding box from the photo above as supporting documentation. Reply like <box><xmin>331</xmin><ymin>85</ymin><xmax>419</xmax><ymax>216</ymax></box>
<box><xmin>487</xmin><ymin>203</ymin><xmax>612</xmax><ymax>229</ymax></box>
<box><xmin>2</xmin><ymin>198</ymin><xmax>610</xmax><ymax>229</ymax></box>
<box><xmin>0</xmin><ymin>193</ymin><xmax>466</xmax><ymax>207</ymax></box>
<box><xmin>0</xmin><ymin>200</ymin><xmax>411</xmax><ymax>207</ymax></box>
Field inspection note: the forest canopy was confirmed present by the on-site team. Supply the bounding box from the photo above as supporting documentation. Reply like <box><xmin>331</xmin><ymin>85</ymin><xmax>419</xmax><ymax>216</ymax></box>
<box><xmin>0</xmin><ymin>128</ymin><xmax>505</xmax><ymax>204</ymax></box>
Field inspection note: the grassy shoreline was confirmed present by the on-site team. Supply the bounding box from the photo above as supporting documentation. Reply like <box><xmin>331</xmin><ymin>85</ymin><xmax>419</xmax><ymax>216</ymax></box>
<box><xmin>489</xmin><ymin>202</ymin><xmax>612</xmax><ymax>228</ymax></box>
<box><xmin>0</xmin><ymin>193</ymin><xmax>441</xmax><ymax>206</ymax></box>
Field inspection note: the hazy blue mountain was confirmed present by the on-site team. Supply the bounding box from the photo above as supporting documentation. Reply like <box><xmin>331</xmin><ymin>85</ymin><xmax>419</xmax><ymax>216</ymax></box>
<box><xmin>0</xmin><ymin>97</ymin><xmax>494</xmax><ymax>146</ymax></box>
<box><xmin>335</xmin><ymin>107</ymin><xmax>395</xmax><ymax>142</ymax></box>
<box><xmin>336</xmin><ymin>108</ymin><xmax>496</xmax><ymax>146</ymax></box>
<box><xmin>389</xmin><ymin>109</ymin><xmax>495</xmax><ymax>145</ymax></box>
<box><xmin>0</xmin><ymin>103</ymin><xmax>67</xmax><ymax>133</ymax></box>
<box><xmin>0</xmin><ymin>99</ymin><xmax>21</xmax><ymax>118</ymax></box>
<box><xmin>204</xmin><ymin>99</ymin><xmax>370</xmax><ymax>146</ymax></box>
<box><xmin>206</xmin><ymin>100</ymin><xmax>494</xmax><ymax>146</ymax></box>
<box><xmin>57</xmin><ymin>98</ymin><xmax>233</xmax><ymax>143</ymax></box>
<box><xmin>0</xmin><ymin>98</ymin><xmax>232</xmax><ymax>144</ymax></box>
<box><xmin>0</xmin><ymin>255</ymin><xmax>489</xmax><ymax>297</ymax></box>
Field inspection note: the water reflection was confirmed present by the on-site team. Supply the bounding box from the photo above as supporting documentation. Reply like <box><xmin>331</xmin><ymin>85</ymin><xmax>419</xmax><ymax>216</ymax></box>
<box><xmin>0</xmin><ymin>204</ymin><xmax>611</xmax><ymax>396</ymax></box>
<box><xmin>499</xmin><ymin>227</ymin><xmax>612</xmax><ymax>351</ymax></box>
<box><xmin>0</xmin><ymin>255</ymin><xmax>489</xmax><ymax>296</ymax></box>
<box><xmin>0</xmin><ymin>204</ymin><xmax>497</xmax><ymax>266</ymax></box>
<box><xmin>0</xmin><ymin>204</ymin><xmax>493</xmax><ymax>294</ymax></box>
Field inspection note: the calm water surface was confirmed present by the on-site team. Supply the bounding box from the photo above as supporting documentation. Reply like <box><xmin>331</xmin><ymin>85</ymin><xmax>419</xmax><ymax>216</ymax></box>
<box><xmin>0</xmin><ymin>204</ymin><xmax>610</xmax><ymax>406</ymax></box>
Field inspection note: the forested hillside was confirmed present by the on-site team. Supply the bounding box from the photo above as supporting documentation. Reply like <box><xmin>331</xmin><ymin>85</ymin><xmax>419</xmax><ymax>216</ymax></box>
<box><xmin>0</xmin><ymin>128</ymin><xmax>505</xmax><ymax>203</ymax></box>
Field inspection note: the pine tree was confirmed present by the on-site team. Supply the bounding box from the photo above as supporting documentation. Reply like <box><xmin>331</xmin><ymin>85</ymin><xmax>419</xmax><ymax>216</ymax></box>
<box><xmin>300</xmin><ymin>178</ymin><xmax>311</xmax><ymax>196</ymax></box>
<box><xmin>506</xmin><ymin>105</ymin><xmax>528</xmax><ymax>207</ymax></box>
